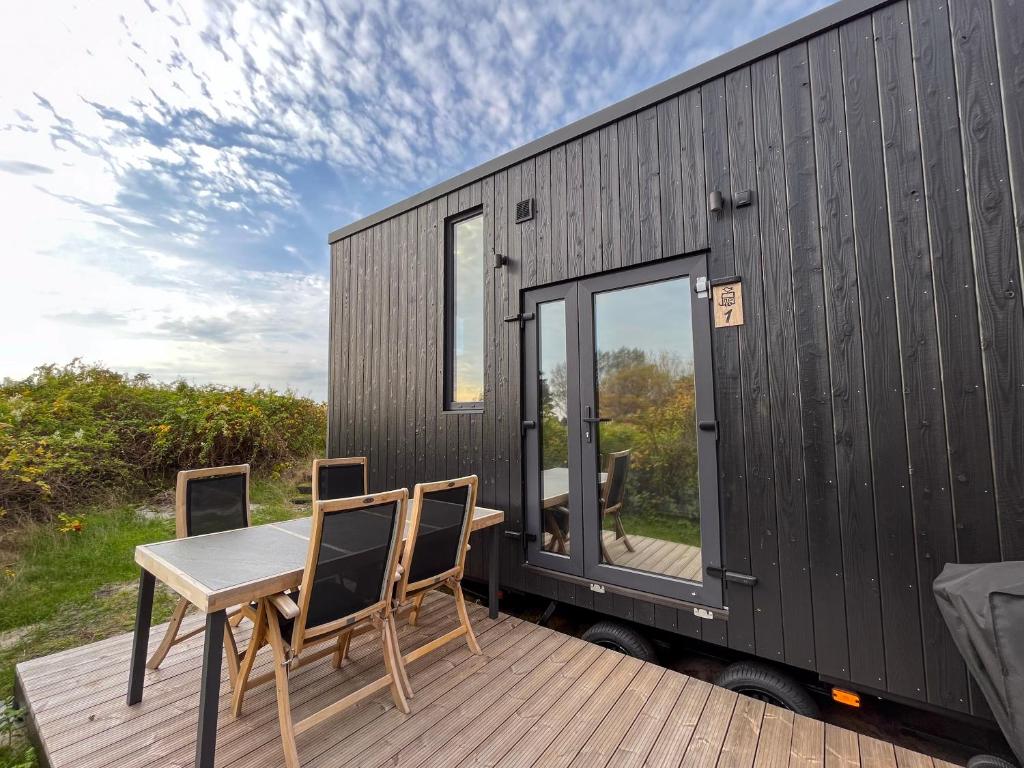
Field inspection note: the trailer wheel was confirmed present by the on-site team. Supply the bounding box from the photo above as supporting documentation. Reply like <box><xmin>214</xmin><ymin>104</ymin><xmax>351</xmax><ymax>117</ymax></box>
<box><xmin>967</xmin><ymin>755</ymin><xmax>1019</xmax><ymax>768</ymax></box>
<box><xmin>715</xmin><ymin>661</ymin><xmax>819</xmax><ymax>717</ymax></box>
<box><xmin>581</xmin><ymin>621</ymin><xmax>657</xmax><ymax>662</ymax></box>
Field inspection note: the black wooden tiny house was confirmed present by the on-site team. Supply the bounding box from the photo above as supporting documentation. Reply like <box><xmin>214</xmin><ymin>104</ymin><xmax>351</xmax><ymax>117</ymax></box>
<box><xmin>326</xmin><ymin>0</ymin><xmax>1024</xmax><ymax>722</ymax></box>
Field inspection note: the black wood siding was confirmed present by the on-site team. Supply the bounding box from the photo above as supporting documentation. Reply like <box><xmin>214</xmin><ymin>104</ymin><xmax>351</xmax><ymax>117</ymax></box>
<box><xmin>328</xmin><ymin>0</ymin><xmax>1024</xmax><ymax>718</ymax></box>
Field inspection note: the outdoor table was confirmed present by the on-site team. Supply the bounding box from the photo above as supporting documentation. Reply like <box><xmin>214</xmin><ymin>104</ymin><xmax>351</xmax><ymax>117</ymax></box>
<box><xmin>127</xmin><ymin>503</ymin><xmax>504</xmax><ymax>768</ymax></box>
<box><xmin>541</xmin><ymin>467</ymin><xmax>607</xmax><ymax>507</ymax></box>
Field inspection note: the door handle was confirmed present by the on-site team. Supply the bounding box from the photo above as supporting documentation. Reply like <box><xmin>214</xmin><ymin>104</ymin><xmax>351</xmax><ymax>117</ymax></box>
<box><xmin>582</xmin><ymin>406</ymin><xmax>611</xmax><ymax>425</ymax></box>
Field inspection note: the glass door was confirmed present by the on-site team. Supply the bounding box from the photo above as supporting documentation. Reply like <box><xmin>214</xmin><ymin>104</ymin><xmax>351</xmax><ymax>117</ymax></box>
<box><xmin>523</xmin><ymin>281</ymin><xmax>583</xmax><ymax>575</ymax></box>
<box><xmin>523</xmin><ymin>255</ymin><xmax>722</xmax><ymax>606</ymax></box>
<box><xmin>577</xmin><ymin>256</ymin><xmax>721</xmax><ymax>605</ymax></box>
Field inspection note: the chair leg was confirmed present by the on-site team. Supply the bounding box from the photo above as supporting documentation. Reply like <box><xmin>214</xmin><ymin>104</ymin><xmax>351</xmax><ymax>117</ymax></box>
<box><xmin>409</xmin><ymin>593</ymin><xmax>426</xmax><ymax>627</ymax></box>
<box><xmin>387</xmin><ymin>614</ymin><xmax>413</xmax><ymax>699</ymax></box>
<box><xmin>613</xmin><ymin>512</ymin><xmax>634</xmax><ymax>552</ymax></box>
<box><xmin>600</xmin><ymin>534</ymin><xmax>616</xmax><ymax>566</ymax></box>
<box><xmin>331</xmin><ymin>629</ymin><xmax>352</xmax><ymax>669</ymax></box>
<box><xmin>146</xmin><ymin>596</ymin><xmax>188</xmax><ymax>670</ymax></box>
<box><xmin>231</xmin><ymin>603</ymin><xmax>266</xmax><ymax>718</ymax></box>
<box><xmin>453</xmin><ymin>584</ymin><xmax>482</xmax><ymax>655</ymax></box>
<box><xmin>381</xmin><ymin>620</ymin><xmax>410</xmax><ymax>715</ymax></box>
<box><xmin>267</xmin><ymin>611</ymin><xmax>300</xmax><ymax>768</ymax></box>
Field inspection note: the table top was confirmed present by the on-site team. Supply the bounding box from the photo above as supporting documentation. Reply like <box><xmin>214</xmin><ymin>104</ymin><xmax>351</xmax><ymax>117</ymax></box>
<box><xmin>135</xmin><ymin>504</ymin><xmax>504</xmax><ymax>613</ymax></box>
<box><xmin>541</xmin><ymin>468</ymin><xmax>606</xmax><ymax>508</ymax></box>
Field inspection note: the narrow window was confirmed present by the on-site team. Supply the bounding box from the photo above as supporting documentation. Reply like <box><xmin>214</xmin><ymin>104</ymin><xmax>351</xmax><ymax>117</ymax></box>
<box><xmin>446</xmin><ymin>209</ymin><xmax>484</xmax><ymax>409</ymax></box>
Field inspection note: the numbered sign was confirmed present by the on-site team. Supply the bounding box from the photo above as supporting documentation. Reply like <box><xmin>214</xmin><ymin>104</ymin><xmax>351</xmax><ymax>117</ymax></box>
<box><xmin>712</xmin><ymin>281</ymin><xmax>744</xmax><ymax>328</ymax></box>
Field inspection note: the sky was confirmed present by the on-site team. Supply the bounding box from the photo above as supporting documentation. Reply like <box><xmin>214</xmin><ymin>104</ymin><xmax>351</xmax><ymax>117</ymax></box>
<box><xmin>0</xmin><ymin>0</ymin><xmax>827</xmax><ymax>401</ymax></box>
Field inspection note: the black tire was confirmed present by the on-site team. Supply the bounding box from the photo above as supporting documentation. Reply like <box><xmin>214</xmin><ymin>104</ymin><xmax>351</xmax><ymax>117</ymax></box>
<box><xmin>581</xmin><ymin>621</ymin><xmax>657</xmax><ymax>662</ymax></box>
<box><xmin>967</xmin><ymin>755</ymin><xmax>1019</xmax><ymax>768</ymax></box>
<box><xmin>714</xmin><ymin>661</ymin><xmax>819</xmax><ymax>717</ymax></box>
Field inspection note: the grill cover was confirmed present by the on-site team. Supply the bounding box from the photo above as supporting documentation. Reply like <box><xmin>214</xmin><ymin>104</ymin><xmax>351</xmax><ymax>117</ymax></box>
<box><xmin>934</xmin><ymin>562</ymin><xmax>1024</xmax><ymax>763</ymax></box>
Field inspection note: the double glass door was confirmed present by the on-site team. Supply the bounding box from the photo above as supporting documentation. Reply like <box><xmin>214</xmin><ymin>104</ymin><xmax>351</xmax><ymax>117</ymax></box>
<box><xmin>523</xmin><ymin>256</ymin><xmax>722</xmax><ymax>606</ymax></box>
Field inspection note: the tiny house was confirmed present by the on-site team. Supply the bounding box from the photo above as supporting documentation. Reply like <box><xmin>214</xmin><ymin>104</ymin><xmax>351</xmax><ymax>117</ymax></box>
<box><xmin>326</xmin><ymin>0</ymin><xmax>1024</xmax><ymax>723</ymax></box>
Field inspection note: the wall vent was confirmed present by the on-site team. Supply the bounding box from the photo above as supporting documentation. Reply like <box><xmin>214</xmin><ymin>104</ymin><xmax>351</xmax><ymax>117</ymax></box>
<box><xmin>515</xmin><ymin>198</ymin><xmax>534</xmax><ymax>224</ymax></box>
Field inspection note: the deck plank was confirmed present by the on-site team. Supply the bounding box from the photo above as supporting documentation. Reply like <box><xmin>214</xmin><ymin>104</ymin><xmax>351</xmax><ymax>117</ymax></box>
<box><xmin>14</xmin><ymin>594</ymin><xmax>956</xmax><ymax>768</ymax></box>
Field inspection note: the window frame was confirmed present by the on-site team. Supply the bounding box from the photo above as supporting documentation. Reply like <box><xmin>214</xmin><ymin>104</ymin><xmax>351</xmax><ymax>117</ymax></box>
<box><xmin>444</xmin><ymin>206</ymin><xmax>485</xmax><ymax>411</ymax></box>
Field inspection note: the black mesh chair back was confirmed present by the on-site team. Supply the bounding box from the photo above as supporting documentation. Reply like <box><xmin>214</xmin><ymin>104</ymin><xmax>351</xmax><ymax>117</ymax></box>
<box><xmin>603</xmin><ymin>450</ymin><xmax>631</xmax><ymax>511</ymax></box>
<box><xmin>175</xmin><ymin>465</ymin><xmax>250</xmax><ymax>538</ymax></box>
<box><xmin>399</xmin><ymin>476</ymin><xmax>478</xmax><ymax>600</ymax></box>
<box><xmin>294</xmin><ymin>489</ymin><xmax>407</xmax><ymax>653</ymax></box>
<box><xmin>312</xmin><ymin>457</ymin><xmax>368</xmax><ymax>503</ymax></box>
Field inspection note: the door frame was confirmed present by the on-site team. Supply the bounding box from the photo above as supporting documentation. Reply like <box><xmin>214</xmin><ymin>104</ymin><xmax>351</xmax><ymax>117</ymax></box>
<box><xmin>577</xmin><ymin>255</ymin><xmax>723</xmax><ymax>607</ymax></box>
<box><xmin>521</xmin><ymin>255</ymin><xmax>724</xmax><ymax>608</ymax></box>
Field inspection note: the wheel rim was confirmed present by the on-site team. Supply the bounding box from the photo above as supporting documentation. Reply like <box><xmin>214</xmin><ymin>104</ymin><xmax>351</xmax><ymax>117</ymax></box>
<box><xmin>731</xmin><ymin>686</ymin><xmax>789</xmax><ymax>709</ymax></box>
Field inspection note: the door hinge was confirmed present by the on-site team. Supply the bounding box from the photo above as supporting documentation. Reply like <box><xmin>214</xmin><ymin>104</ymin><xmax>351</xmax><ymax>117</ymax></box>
<box><xmin>503</xmin><ymin>312</ymin><xmax>535</xmax><ymax>326</ymax></box>
<box><xmin>589</xmin><ymin>583</ymin><xmax>606</xmax><ymax>594</ymax></box>
<box><xmin>695</xmin><ymin>276</ymin><xmax>709</xmax><ymax>298</ymax></box>
<box><xmin>705</xmin><ymin>565</ymin><xmax>758</xmax><ymax>587</ymax></box>
<box><xmin>693</xmin><ymin>607</ymin><xmax>715</xmax><ymax>620</ymax></box>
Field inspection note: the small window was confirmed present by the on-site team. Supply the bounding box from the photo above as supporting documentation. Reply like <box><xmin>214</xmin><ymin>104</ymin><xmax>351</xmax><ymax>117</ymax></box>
<box><xmin>446</xmin><ymin>209</ymin><xmax>484</xmax><ymax>409</ymax></box>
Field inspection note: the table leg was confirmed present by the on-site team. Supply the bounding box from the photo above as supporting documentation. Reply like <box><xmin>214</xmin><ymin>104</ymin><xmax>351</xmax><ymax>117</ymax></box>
<box><xmin>127</xmin><ymin>568</ymin><xmax>155</xmax><ymax>705</ymax></box>
<box><xmin>195</xmin><ymin>610</ymin><xmax>227</xmax><ymax>768</ymax></box>
<box><xmin>488</xmin><ymin>526</ymin><xmax>500</xmax><ymax>619</ymax></box>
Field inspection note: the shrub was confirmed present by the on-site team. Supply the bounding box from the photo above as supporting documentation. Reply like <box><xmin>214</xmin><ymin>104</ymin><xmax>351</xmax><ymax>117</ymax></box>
<box><xmin>0</xmin><ymin>361</ymin><xmax>325</xmax><ymax>519</ymax></box>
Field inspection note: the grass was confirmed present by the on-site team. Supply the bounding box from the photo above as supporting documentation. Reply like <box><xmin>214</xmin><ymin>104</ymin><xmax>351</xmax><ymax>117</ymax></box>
<box><xmin>0</xmin><ymin>469</ymin><xmax>314</xmax><ymax>767</ymax></box>
<box><xmin>603</xmin><ymin>508</ymin><xmax>702</xmax><ymax>548</ymax></box>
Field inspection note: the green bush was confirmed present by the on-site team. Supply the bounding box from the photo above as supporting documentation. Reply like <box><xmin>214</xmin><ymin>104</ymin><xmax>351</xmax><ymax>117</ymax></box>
<box><xmin>0</xmin><ymin>361</ymin><xmax>325</xmax><ymax>519</ymax></box>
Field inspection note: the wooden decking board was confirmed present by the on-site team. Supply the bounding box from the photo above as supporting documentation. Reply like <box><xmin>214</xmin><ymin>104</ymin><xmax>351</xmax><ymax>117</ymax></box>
<box><xmin>302</xmin><ymin>622</ymin><xmax>553</xmax><ymax>768</ymax></box>
<box><xmin>718</xmin><ymin>695</ymin><xmax>767</xmax><ymax>768</ymax></box>
<box><xmin>826</xmin><ymin>723</ymin><xmax>861</xmax><ymax>768</ymax></box>
<box><xmin>43</xmin><ymin>598</ymin><xmax>457</xmax><ymax>753</ymax></box>
<box><xmin>680</xmin><ymin>684</ymin><xmax>739</xmax><ymax>767</ymax></box>
<box><xmin>644</xmin><ymin>676</ymin><xmax>714</xmax><ymax>767</ymax></box>
<box><xmin>530</xmin><ymin>654</ymin><xmax>646</xmax><ymax>767</ymax></box>
<box><xmin>14</xmin><ymin>594</ymin><xmax>954</xmax><ymax>768</ymax></box>
<box><xmin>790</xmin><ymin>715</ymin><xmax>826</xmax><ymax>768</ymax></box>
<box><xmin>359</xmin><ymin>632</ymin><xmax>575</xmax><ymax>768</ymax></box>
<box><xmin>59</xmin><ymin>598</ymin><xmax>484</xmax><ymax>768</ymax></box>
<box><xmin>447</xmin><ymin>642</ymin><xmax>606</xmax><ymax>767</ymax></box>
<box><xmin>492</xmin><ymin>649</ymin><xmax>626</xmax><ymax>768</ymax></box>
<box><xmin>566</xmin><ymin>663</ymin><xmax>666</xmax><ymax>768</ymax></box>
<box><xmin>751</xmin><ymin>705</ymin><xmax>794</xmax><ymax>768</ymax></box>
<box><xmin>605</xmin><ymin>665</ymin><xmax>687</xmax><ymax>768</ymax></box>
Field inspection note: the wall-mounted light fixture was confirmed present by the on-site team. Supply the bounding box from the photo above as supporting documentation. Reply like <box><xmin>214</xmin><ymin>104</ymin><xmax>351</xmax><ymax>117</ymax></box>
<box><xmin>708</xmin><ymin>190</ymin><xmax>724</xmax><ymax>216</ymax></box>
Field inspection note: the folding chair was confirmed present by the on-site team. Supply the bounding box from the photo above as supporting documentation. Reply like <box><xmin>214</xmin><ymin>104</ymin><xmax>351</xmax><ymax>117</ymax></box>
<box><xmin>146</xmin><ymin>464</ymin><xmax>250</xmax><ymax>681</ymax></box>
<box><xmin>231</xmin><ymin>489</ymin><xmax>410</xmax><ymax>768</ymax></box>
<box><xmin>391</xmin><ymin>475</ymin><xmax>481</xmax><ymax>698</ymax></box>
<box><xmin>311</xmin><ymin>456</ymin><xmax>368</xmax><ymax>503</ymax></box>
<box><xmin>600</xmin><ymin>450</ymin><xmax>633</xmax><ymax>564</ymax></box>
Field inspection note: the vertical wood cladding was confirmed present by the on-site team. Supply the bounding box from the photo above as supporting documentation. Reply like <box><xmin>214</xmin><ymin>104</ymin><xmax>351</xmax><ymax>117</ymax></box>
<box><xmin>327</xmin><ymin>0</ymin><xmax>1023</xmax><ymax>717</ymax></box>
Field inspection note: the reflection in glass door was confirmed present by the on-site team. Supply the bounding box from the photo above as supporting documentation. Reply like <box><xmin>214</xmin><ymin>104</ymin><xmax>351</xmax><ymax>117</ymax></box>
<box><xmin>523</xmin><ymin>256</ymin><xmax>721</xmax><ymax>606</ymax></box>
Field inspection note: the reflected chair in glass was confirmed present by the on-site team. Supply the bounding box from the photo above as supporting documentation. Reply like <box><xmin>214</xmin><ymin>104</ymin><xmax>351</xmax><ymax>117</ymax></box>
<box><xmin>311</xmin><ymin>456</ymin><xmax>368</xmax><ymax>504</ymax></box>
<box><xmin>600</xmin><ymin>450</ymin><xmax>633</xmax><ymax>565</ymax></box>
<box><xmin>146</xmin><ymin>464</ymin><xmax>251</xmax><ymax>681</ymax></box>
<box><xmin>230</xmin><ymin>489</ymin><xmax>410</xmax><ymax>768</ymax></box>
<box><xmin>390</xmin><ymin>475</ymin><xmax>481</xmax><ymax>698</ymax></box>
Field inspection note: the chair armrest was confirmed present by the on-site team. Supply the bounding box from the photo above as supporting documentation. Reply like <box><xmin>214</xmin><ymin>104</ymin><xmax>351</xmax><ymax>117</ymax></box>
<box><xmin>267</xmin><ymin>592</ymin><xmax>299</xmax><ymax>620</ymax></box>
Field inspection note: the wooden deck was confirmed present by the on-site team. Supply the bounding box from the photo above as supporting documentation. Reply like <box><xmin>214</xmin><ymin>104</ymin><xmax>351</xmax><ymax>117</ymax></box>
<box><xmin>15</xmin><ymin>592</ymin><xmax>957</xmax><ymax>768</ymax></box>
<box><xmin>544</xmin><ymin>531</ymin><xmax>704</xmax><ymax>582</ymax></box>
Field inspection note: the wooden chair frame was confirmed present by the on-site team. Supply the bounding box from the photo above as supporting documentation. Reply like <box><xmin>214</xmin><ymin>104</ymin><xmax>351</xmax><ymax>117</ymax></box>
<box><xmin>390</xmin><ymin>475</ymin><xmax>481</xmax><ymax>698</ymax></box>
<box><xmin>231</xmin><ymin>489</ymin><xmax>410</xmax><ymax>768</ymax></box>
<box><xmin>600</xmin><ymin>450</ymin><xmax>633</xmax><ymax>564</ymax></box>
<box><xmin>147</xmin><ymin>464</ymin><xmax>251</xmax><ymax>680</ymax></box>
<box><xmin>311</xmin><ymin>456</ymin><xmax>368</xmax><ymax>504</ymax></box>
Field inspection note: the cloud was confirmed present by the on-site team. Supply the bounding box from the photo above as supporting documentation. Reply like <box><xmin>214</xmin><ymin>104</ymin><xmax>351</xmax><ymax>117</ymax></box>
<box><xmin>0</xmin><ymin>0</ymin><xmax>827</xmax><ymax>400</ymax></box>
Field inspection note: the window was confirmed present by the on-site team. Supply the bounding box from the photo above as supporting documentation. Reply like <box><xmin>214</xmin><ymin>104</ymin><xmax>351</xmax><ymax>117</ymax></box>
<box><xmin>446</xmin><ymin>209</ymin><xmax>484</xmax><ymax>409</ymax></box>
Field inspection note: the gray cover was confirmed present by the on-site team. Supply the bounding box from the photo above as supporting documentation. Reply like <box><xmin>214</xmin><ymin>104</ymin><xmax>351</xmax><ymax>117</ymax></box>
<box><xmin>934</xmin><ymin>562</ymin><xmax>1024</xmax><ymax>763</ymax></box>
